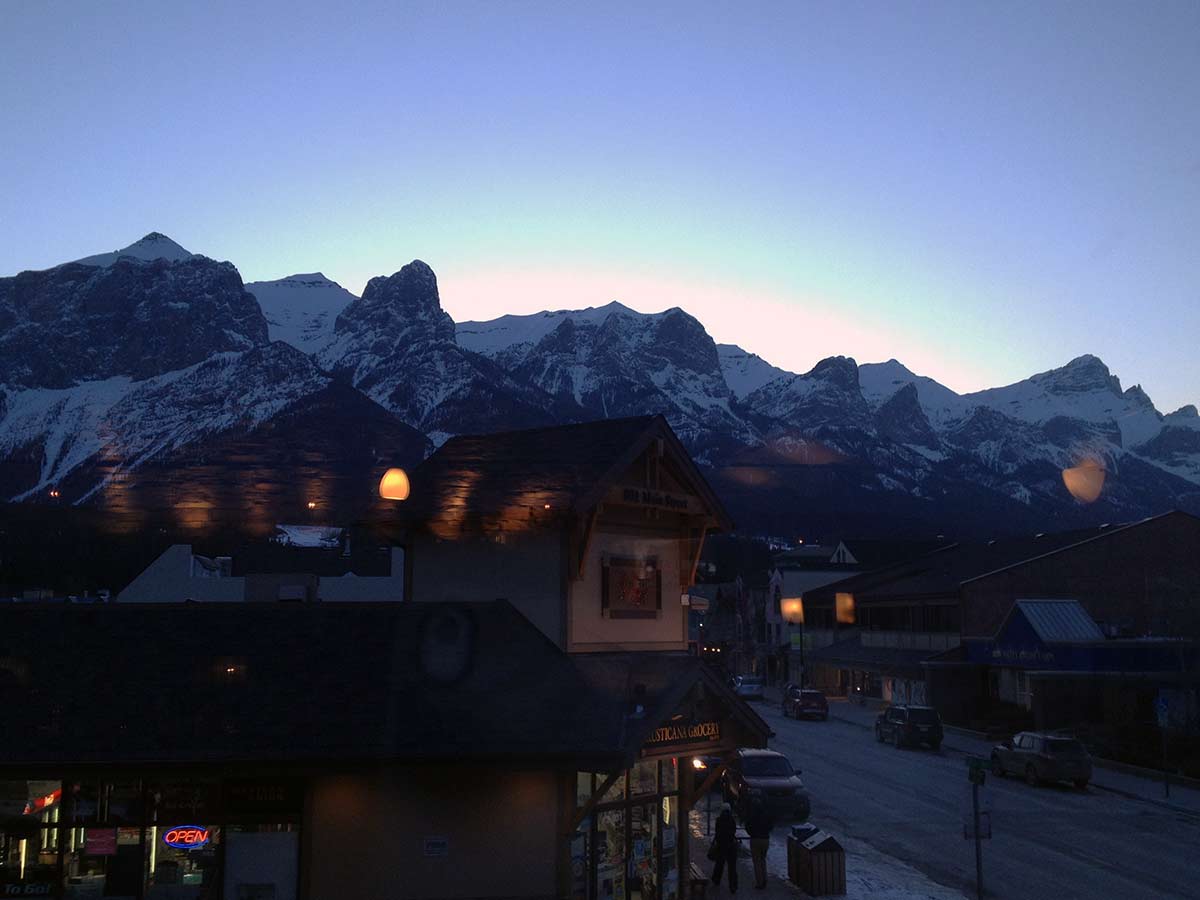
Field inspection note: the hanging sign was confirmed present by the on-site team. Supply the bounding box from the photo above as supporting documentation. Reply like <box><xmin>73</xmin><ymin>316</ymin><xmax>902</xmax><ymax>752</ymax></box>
<box><xmin>163</xmin><ymin>825</ymin><xmax>210</xmax><ymax>849</ymax></box>
<box><xmin>645</xmin><ymin>720</ymin><xmax>721</xmax><ymax>747</ymax></box>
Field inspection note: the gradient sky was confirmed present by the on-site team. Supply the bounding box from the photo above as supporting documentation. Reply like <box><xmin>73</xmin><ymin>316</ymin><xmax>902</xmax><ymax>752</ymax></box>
<box><xmin>2</xmin><ymin>1</ymin><xmax>1197</xmax><ymax>411</ymax></box>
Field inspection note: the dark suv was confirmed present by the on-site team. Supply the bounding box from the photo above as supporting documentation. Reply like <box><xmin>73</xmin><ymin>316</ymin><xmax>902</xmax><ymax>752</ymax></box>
<box><xmin>875</xmin><ymin>705</ymin><xmax>943</xmax><ymax>750</ymax></box>
<box><xmin>722</xmin><ymin>748</ymin><xmax>811</xmax><ymax>820</ymax></box>
<box><xmin>782</xmin><ymin>686</ymin><xmax>829</xmax><ymax>720</ymax></box>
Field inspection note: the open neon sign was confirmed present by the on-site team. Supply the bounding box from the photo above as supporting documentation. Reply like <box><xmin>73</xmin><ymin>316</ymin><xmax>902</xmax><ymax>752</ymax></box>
<box><xmin>163</xmin><ymin>826</ymin><xmax>210</xmax><ymax>849</ymax></box>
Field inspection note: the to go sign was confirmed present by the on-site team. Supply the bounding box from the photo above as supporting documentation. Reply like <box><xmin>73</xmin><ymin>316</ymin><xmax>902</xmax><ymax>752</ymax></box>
<box><xmin>163</xmin><ymin>826</ymin><xmax>210</xmax><ymax>849</ymax></box>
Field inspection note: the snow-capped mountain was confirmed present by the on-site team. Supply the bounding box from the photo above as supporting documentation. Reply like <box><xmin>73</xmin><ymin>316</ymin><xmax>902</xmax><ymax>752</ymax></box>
<box><xmin>319</xmin><ymin>260</ymin><xmax>566</xmax><ymax>442</ymax></box>
<box><xmin>1</xmin><ymin>242</ymin><xmax>266</xmax><ymax>389</ymax></box>
<box><xmin>72</xmin><ymin>232</ymin><xmax>196</xmax><ymax>268</ymax></box>
<box><xmin>2</xmin><ymin>232</ymin><xmax>1197</xmax><ymax>545</ymax></box>
<box><xmin>460</xmin><ymin>302</ymin><xmax>753</xmax><ymax>458</ymax></box>
<box><xmin>245</xmin><ymin>273</ymin><xmax>356</xmax><ymax>354</ymax></box>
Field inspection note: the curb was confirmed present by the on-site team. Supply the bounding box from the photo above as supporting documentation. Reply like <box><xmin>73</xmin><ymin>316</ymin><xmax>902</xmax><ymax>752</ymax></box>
<box><xmin>1090</xmin><ymin>782</ymin><xmax>1200</xmax><ymax>820</ymax></box>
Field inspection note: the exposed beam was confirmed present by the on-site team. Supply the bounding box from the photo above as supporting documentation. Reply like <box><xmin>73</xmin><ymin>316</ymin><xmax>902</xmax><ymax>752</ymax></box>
<box><xmin>572</xmin><ymin>768</ymin><xmax>623</xmax><ymax>831</ymax></box>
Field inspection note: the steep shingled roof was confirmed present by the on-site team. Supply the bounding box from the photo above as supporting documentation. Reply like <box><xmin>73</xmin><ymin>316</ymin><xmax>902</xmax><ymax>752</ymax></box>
<box><xmin>392</xmin><ymin>415</ymin><xmax>732</xmax><ymax>536</ymax></box>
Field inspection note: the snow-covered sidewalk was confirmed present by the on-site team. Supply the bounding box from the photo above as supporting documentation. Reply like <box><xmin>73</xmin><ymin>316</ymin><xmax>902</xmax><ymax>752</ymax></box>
<box><xmin>689</xmin><ymin>806</ymin><xmax>965</xmax><ymax>899</ymax></box>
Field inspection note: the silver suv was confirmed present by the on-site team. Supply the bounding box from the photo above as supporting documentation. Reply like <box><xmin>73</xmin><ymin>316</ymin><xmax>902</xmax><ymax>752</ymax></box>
<box><xmin>991</xmin><ymin>732</ymin><xmax>1092</xmax><ymax>789</ymax></box>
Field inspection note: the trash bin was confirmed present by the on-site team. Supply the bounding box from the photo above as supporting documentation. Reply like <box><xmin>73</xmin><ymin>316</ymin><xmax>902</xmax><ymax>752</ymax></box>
<box><xmin>787</xmin><ymin>828</ymin><xmax>846</xmax><ymax>896</ymax></box>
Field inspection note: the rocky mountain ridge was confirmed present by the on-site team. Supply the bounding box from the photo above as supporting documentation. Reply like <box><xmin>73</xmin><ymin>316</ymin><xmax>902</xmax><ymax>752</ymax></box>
<box><xmin>1</xmin><ymin>233</ymin><xmax>1196</xmax><ymax>539</ymax></box>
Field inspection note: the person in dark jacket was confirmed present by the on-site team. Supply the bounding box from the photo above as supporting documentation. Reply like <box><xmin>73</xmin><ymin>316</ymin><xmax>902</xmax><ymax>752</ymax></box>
<box><xmin>744</xmin><ymin>801</ymin><xmax>775</xmax><ymax>889</ymax></box>
<box><xmin>710</xmin><ymin>804</ymin><xmax>739</xmax><ymax>893</ymax></box>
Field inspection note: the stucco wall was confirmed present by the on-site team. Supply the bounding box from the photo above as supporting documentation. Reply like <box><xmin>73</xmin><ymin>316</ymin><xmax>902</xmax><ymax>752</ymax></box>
<box><xmin>319</xmin><ymin>548</ymin><xmax>407</xmax><ymax>601</ymax></box>
<box><xmin>306</xmin><ymin>766</ymin><xmax>560</xmax><ymax>900</ymax></box>
<box><xmin>118</xmin><ymin>544</ymin><xmax>245</xmax><ymax>602</ymax></box>
<box><xmin>411</xmin><ymin>531</ymin><xmax>564</xmax><ymax>645</ymax></box>
<box><xmin>568</xmin><ymin>531</ymin><xmax>686</xmax><ymax>651</ymax></box>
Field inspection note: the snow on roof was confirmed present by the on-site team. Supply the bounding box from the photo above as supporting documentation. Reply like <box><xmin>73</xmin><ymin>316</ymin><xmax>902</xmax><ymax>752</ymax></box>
<box><xmin>1014</xmin><ymin>599</ymin><xmax>1105</xmax><ymax>643</ymax></box>
<box><xmin>272</xmin><ymin>524</ymin><xmax>344</xmax><ymax>549</ymax></box>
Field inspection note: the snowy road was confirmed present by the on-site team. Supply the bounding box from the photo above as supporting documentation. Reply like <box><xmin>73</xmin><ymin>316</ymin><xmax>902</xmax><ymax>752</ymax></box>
<box><xmin>758</xmin><ymin>702</ymin><xmax>1200</xmax><ymax>900</ymax></box>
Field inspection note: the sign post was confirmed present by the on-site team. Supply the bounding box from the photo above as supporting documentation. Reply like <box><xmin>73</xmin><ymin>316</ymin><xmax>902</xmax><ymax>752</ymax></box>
<box><xmin>965</xmin><ymin>759</ymin><xmax>989</xmax><ymax>900</ymax></box>
<box><xmin>1156</xmin><ymin>692</ymin><xmax>1170</xmax><ymax>799</ymax></box>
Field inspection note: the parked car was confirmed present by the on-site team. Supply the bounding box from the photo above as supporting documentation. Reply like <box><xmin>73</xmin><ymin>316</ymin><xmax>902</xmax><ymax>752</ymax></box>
<box><xmin>875</xmin><ymin>705</ymin><xmax>943</xmax><ymax>750</ymax></box>
<box><xmin>732</xmin><ymin>675</ymin><xmax>765</xmax><ymax>701</ymax></box>
<box><xmin>782</xmin><ymin>686</ymin><xmax>829</xmax><ymax>720</ymax></box>
<box><xmin>990</xmin><ymin>732</ymin><xmax>1092</xmax><ymax>789</ymax></box>
<box><xmin>722</xmin><ymin>748</ymin><xmax>810</xmax><ymax>820</ymax></box>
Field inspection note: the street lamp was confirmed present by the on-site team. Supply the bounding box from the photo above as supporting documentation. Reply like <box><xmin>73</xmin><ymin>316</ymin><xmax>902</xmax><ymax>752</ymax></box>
<box><xmin>781</xmin><ymin>598</ymin><xmax>805</xmax><ymax>687</ymax></box>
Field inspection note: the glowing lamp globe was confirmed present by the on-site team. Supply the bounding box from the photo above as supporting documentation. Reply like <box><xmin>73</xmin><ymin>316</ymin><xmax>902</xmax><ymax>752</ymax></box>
<box><xmin>781</xmin><ymin>598</ymin><xmax>804</xmax><ymax>624</ymax></box>
<box><xmin>379</xmin><ymin>468</ymin><xmax>411</xmax><ymax>501</ymax></box>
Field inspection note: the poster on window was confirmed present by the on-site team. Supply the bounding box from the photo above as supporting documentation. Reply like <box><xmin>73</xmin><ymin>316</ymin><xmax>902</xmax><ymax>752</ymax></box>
<box><xmin>602</xmin><ymin>557</ymin><xmax>662</xmax><ymax>619</ymax></box>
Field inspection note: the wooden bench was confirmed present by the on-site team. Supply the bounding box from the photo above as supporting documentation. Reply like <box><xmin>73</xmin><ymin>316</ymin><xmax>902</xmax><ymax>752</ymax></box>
<box><xmin>688</xmin><ymin>861</ymin><xmax>709</xmax><ymax>899</ymax></box>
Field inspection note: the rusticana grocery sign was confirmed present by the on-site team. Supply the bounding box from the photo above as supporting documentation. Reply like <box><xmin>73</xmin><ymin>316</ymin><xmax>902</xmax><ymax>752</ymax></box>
<box><xmin>645</xmin><ymin>721</ymin><xmax>720</xmax><ymax>746</ymax></box>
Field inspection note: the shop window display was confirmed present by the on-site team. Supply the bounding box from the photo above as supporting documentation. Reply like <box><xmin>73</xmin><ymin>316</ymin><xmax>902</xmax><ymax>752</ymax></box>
<box><xmin>1</xmin><ymin>777</ymin><xmax>301</xmax><ymax>900</ymax></box>
<box><xmin>576</xmin><ymin>759</ymin><xmax>681</xmax><ymax>900</ymax></box>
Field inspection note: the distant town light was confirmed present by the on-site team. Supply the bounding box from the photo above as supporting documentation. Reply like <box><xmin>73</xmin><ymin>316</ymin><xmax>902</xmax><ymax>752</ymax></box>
<box><xmin>306</xmin><ymin>501</ymin><xmax>317</xmax><ymax>510</ymax></box>
<box><xmin>543</xmin><ymin>503</ymin><xmax>551</xmax><ymax>509</ymax></box>
<box><xmin>379</xmin><ymin>467</ymin><xmax>411</xmax><ymax>501</ymax></box>
<box><xmin>781</xmin><ymin>597</ymin><xmax>805</xmax><ymax>624</ymax></box>
<box><xmin>835</xmin><ymin>592</ymin><xmax>856</xmax><ymax>624</ymax></box>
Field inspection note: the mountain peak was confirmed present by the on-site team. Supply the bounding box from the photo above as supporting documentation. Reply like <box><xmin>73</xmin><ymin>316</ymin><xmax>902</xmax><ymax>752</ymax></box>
<box><xmin>73</xmin><ymin>232</ymin><xmax>195</xmax><ymax>268</ymax></box>
<box><xmin>1034</xmin><ymin>354</ymin><xmax>1122</xmax><ymax>396</ymax></box>
<box><xmin>806</xmin><ymin>355</ymin><xmax>860</xmax><ymax>389</ymax></box>
<box><xmin>1123</xmin><ymin>384</ymin><xmax>1155</xmax><ymax>408</ymax></box>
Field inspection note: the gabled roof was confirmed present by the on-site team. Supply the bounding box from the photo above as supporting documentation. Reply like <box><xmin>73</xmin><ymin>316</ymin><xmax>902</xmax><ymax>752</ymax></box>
<box><xmin>1006</xmin><ymin>599</ymin><xmax>1105</xmax><ymax>644</ymax></box>
<box><xmin>395</xmin><ymin>415</ymin><xmax>732</xmax><ymax>536</ymax></box>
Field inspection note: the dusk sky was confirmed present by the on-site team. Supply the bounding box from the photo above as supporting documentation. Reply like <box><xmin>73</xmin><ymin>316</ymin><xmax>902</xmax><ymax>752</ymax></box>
<box><xmin>2</xmin><ymin>1</ymin><xmax>1197</xmax><ymax>412</ymax></box>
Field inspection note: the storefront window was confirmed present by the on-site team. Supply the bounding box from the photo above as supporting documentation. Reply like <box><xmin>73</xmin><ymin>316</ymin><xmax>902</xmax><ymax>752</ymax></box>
<box><xmin>596</xmin><ymin>809</ymin><xmax>625</xmax><ymax>900</ymax></box>
<box><xmin>661</xmin><ymin>758</ymin><xmax>677</xmax><ymax>793</ymax></box>
<box><xmin>628</xmin><ymin>801</ymin><xmax>656</xmax><ymax>899</ymax></box>
<box><xmin>660</xmin><ymin>797</ymin><xmax>678</xmax><ymax>900</ymax></box>
<box><xmin>629</xmin><ymin>760</ymin><xmax>657</xmax><ymax>798</ymax></box>
<box><xmin>598</xmin><ymin>771</ymin><xmax>626</xmax><ymax>804</ymax></box>
<box><xmin>1</xmin><ymin>779</ymin><xmax>60</xmax><ymax>898</ymax></box>
<box><xmin>577</xmin><ymin>772</ymin><xmax>594</xmax><ymax>808</ymax></box>
<box><xmin>4</xmin><ymin>776</ymin><xmax>303</xmax><ymax>900</ymax></box>
<box><xmin>577</xmin><ymin>759</ymin><xmax>680</xmax><ymax>900</ymax></box>
<box><xmin>570</xmin><ymin>819</ymin><xmax>591</xmax><ymax>900</ymax></box>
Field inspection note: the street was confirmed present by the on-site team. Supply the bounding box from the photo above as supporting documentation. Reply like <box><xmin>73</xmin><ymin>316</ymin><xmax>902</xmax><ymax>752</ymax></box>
<box><xmin>758</xmin><ymin>701</ymin><xmax>1200</xmax><ymax>899</ymax></box>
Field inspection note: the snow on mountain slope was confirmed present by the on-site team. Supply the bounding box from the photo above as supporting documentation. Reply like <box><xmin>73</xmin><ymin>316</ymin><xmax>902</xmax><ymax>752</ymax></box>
<box><xmin>456</xmin><ymin>301</ymin><xmax>631</xmax><ymax>358</ymax></box>
<box><xmin>320</xmin><ymin>260</ymin><xmax>564</xmax><ymax>435</ymax></box>
<box><xmin>73</xmin><ymin>232</ymin><xmax>196</xmax><ymax>267</ymax></box>
<box><xmin>1</xmin><ymin>344</ymin><xmax>329</xmax><ymax>501</ymax></box>
<box><xmin>965</xmin><ymin>355</ymin><xmax>1163</xmax><ymax>449</ymax></box>
<box><xmin>717</xmin><ymin>344</ymin><xmax>791</xmax><ymax>400</ymax></box>
<box><xmin>245</xmin><ymin>273</ymin><xmax>357</xmax><ymax>354</ymax></box>
<box><xmin>0</xmin><ymin>248</ymin><xmax>268</xmax><ymax>390</ymax></box>
<box><xmin>858</xmin><ymin>359</ymin><xmax>972</xmax><ymax>426</ymax></box>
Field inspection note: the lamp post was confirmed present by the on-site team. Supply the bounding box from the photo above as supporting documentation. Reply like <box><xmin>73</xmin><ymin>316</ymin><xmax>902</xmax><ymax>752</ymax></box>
<box><xmin>781</xmin><ymin>598</ymin><xmax>805</xmax><ymax>687</ymax></box>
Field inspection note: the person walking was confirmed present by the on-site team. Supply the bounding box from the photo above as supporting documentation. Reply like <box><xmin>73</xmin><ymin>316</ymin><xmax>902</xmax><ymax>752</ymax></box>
<box><xmin>744</xmin><ymin>800</ymin><xmax>775</xmax><ymax>889</ymax></box>
<box><xmin>709</xmin><ymin>804</ymin><xmax>739</xmax><ymax>893</ymax></box>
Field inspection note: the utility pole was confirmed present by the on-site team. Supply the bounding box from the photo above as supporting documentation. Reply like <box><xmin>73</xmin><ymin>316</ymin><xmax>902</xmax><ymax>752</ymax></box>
<box><xmin>972</xmin><ymin>779</ymin><xmax>984</xmax><ymax>900</ymax></box>
<box><xmin>965</xmin><ymin>758</ymin><xmax>988</xmax><ymax>900</ymax></box>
